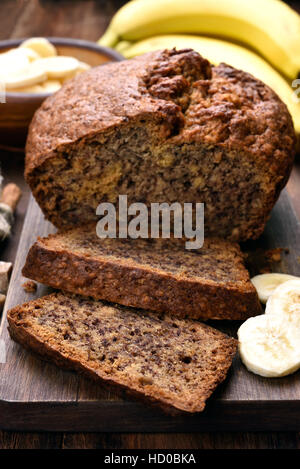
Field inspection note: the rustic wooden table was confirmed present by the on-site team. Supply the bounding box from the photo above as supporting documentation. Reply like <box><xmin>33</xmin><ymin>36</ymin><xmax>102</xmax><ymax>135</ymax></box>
<box><xmin>0</xmin><ymin>0</ymin><xmax>300</xmax><ymax>450</ymax></box>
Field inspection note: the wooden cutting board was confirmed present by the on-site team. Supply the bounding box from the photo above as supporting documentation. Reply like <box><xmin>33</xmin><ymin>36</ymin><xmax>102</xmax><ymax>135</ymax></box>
<box><xmin>0</xmin><ymin>193</ymin><xmax>300</xmax><ymax>432</ymax></box>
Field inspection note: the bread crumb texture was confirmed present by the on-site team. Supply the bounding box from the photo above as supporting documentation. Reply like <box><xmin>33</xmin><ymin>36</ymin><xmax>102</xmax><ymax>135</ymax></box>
<box><xmin>22</xmin><ymin>280</ymin><xmax>37</xmax><ymax>293</ymax></box>
<box><xmin>25</xmin><ymin>49</ymin><xmax>295</xmax><ymax>241</ymax></box>
<box><xmin>8</xmin><ymin>292</ymin><xmax>237</xmax><ymax>413</ymax></box>
<box><xmin>22</xmin><ymin>229</ymin><xmax>262</xmax><ymax>320</ymax></box>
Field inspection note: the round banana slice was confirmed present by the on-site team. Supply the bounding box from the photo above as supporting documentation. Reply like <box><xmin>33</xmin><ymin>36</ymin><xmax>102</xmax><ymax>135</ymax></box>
<box><xmin>265</xmin><ymin>279</ymin><xmax>300</xmax><ymax>323</ymax></box>
<box><xmin>251</xmin><ymin>273</ymin><xmax>298</xmax><ymax>303</ymax></box>
<box><xmin>21</xmin><ymin>47</ymin><xmax>40</xmax><ymax>62</ymax></box>
<box><xmin>8</xmin><ymin>84</ymin><xmax>44</xmax><ymax>93</ymax></box>
<box><xmin>20</xmin><ymin>37</ymin><xmax>57</xmax><ymax>58</ymax></box>
<box><xmin>0</xmin><ymin>49</ymin><xmax>30</xmax><ymax>78</ymax></box>
<box><xmin>60</xmin><ymin>61</ymin><xmax>91</xmax><ymax>83</ymax></box>
<box><xmin>33</xmin><ymin>56</ymin><xmax>79</xmax><ymax>79</ymax></box>
<box><xmin>41</xmin><ymin>80</ymin><xmax>61</xmax><ymax>93</ymax></box>
<box><xmin>76</xmin><ymin>61</ymin><xmax>91</xmax><ymax>73</ymax></box>
<box><xmin>238</xmin><ymin>315</ymin><xmax>300</xmax><ymax>378</ymax></box>
<box><xmin>4</xmin><ymin>65</ymin><xmax>47</xmax><ymax>90</ymax></box>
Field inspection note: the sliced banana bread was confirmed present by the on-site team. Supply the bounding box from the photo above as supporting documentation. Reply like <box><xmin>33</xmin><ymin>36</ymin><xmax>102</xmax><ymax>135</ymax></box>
<box><xmin>22</xmin><ymin>227</ymin><xmax>261</xmax><ymax>320</ymax></box>
<box><xmin>25</xmin><ymin>49</ymin><xmax>296</xmax><ymax>241</ymax></box>
<box><xmin>7</xmin><ymin>292</ymin><xmax>237</xmax><ymax>414</ymax></box>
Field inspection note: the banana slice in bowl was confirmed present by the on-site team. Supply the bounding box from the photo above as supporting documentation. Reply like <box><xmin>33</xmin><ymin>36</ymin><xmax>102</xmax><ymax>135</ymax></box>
<box><xmin>0</xmin><ymin>38</ymin><xmax>91</xmax><ymax>94</ymax></box>
<box><xmin>8</xmin><ymin>84</ymin><xmax>44</xmax><ymax>93</ymax></box>
<box><xmin>251</xmin><ymin>273</ymin><xmax>298</xmax><ymax>303</ymax></box>
<box><xmin>4</xmin><ymin>66</ymin><xmax>47</xmax><ymax>90</ymax></box>
<box><xmin>32</xmin><ymin>56</ymin><xmax>80</xmax><ymax>79</ymax></box>
<box><xmin>265</xmin><ymin>279</ymin><xmax>300</xmax><ymax>323</ymax></box>
<box><xmin>20</xmin><ymin>37</ymin><xmax>57</xmax><ymax>58</ymax></box>
<box><xmin>0</xmin><ymin>36</ymin><xmax>122</xmax><ymax>150</ymax></box>
<box><xmin>21</xmin><ymin>47</ymin><xmax>41</xmax><ymax>62</ymax></box>
<box><xmin>238</xmin><ymin>314</ymin><xmax>300</xmax><ymax>378</ymax></box>
<box><xmin>40</xmin><ymin>80</ymin><xmax>62</xmax><ymax>93</ymax></box>
<box><xmin>0</xmin><ymin>48</ymin><xmax>30</xmax><ymax>78</ymax></box>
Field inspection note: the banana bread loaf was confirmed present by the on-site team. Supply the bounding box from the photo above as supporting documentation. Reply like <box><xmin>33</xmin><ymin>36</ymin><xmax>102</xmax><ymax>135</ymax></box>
<box><xmin>7</xmin><ymin>292</ymin><xmax>237</xmax><ymax>414</ymax></box>
<box><xmin>25</xmin><ymin>49</ymin><xmax>296</xmax><ymax>241</ymax></box>
<box><xmin>22</xmin><ymin>227</ymin><xmax>261</xmax><ymax>320</ymax></box>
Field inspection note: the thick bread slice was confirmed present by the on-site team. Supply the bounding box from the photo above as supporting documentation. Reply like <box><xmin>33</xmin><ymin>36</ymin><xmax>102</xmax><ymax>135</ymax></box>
<box><xmin>7</xmin><ymin>292</ymin><xmax>237</xmax><ymax>414</ymax></box>
<box><xmin>22</xmin><ymin>227</ymin><xmax>262</xmax><ymax>320</ymax></box>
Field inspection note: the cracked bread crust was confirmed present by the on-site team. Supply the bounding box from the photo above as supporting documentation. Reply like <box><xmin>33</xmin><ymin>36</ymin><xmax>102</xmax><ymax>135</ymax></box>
<box><xmin>26</xmin><ymin>48</ymin><xmax>295</xmax><ymax>176</ymax></box>
<box><xmin>7</xmin><ymin>292</ymin><xmax>237</xmax><ymax>414</ymax></box>
<box><xmin>25</xmin><ymin>49</ymin><xmax>296</xmax><ymax>240</ymax></box>
<box><xmin>25</xmin><ymin>49</ymin><xmax>211</xmax><ymax>175</ymax></box>
<box><xmin>22</xmin><ymin>228</ymin><xmax>262</xmax><ymax>320</ymax></box>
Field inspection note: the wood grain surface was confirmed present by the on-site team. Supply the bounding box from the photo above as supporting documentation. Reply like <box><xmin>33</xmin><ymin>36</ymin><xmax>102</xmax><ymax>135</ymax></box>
<box><xmin>0</xmin><ymin>0</ymin><xmax>300</xmax><ymax>450</ymax></box>
<box><xmin>1</xmin><ymin>191</ymin><xmax>300</xmax><ymax>433</ymax></box>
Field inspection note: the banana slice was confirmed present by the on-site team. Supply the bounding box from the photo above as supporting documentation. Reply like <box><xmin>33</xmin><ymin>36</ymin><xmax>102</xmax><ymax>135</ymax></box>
<box><xmin>32</xmin><ymin>56</ymin><xmax>79</xmax><ymax>79</ymax></box>
<box><xmin>60</xmin><ymin>61</ymin><xmax>91</xmax><ymax>83</ymax></box>
<box><xmin>21</xmin><ymin>47</ymin><xmax>40</xmax><ymax>62</ymax></box>
<box><xmin>8</xmin><ymin>84</ymin><xmax>44</xmax><ymax>93</ymax></box>
<box><xmin>41</xmin><ymin>80</ymin><xmax>61</xmax><ymax>93</ymax></box>
<box><xmin>1</xmin><ymin>39</ymin><xmax>90</xmax><ymax>94</ymax></box>
<box><xmin>76</xmin><ymin>61</ymin><xmax>91</xmax><ymax>73</ymax></box>
<box><xmin>265</xmin><ymin>279</ymin><xmax>300</xmax><ymax>324</ymax></box>
<box><xmin>0</xmin><ymin>49</ymin><xmax>29</xmax><ymax>78</ymax></box>
<box><xmin>4</xmin><ymin>65</ymin><xmax>47</xmax><ymax>90</ymax></box>
<box><xmin>20</xmin><ymin>37</ymin><xmax>57</xmax><ymax>58</ymax></box>
<box><xmin>238</xmin><ymin>314</ymin><xmax>300</xmax><ymax>378</ymax></box>
<box><xmin>251</xmin><ymin>273</ymin><xmax>298</xmax><ymax>303</ymax></box>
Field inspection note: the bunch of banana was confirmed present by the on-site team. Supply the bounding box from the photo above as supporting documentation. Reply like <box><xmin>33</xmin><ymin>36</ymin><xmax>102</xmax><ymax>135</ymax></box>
<box><xmin>98</xmin><ymin>0</ymin><xmax>300</xmax><ymax>145</ymax></box>
<box><xmin>99</xmin><ymin>0</ymin><xmax>300</xmax><ymax>80</ymax></box>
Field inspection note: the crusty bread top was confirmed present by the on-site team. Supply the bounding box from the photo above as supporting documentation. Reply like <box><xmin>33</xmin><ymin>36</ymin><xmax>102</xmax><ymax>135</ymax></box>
<box><xmin>7</xmin><ymin>292</ymin><xmax>237</xmax><ymax>413</ymax></box>
<box><xmin>25</xmin><ymin>49</ymin><xmax>296</xmax><ymax>180</ymax></box>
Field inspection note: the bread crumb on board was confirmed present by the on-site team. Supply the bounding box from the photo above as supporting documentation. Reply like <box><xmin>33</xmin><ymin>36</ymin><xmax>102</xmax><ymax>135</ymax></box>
<box><xmin>245</xmin><ymin>247</ymin><xmax>289</xmax><ymax>276</ymax></box>
<box><xmin>258</xmin><ymin>248</ymin><xmax>289</xmax><ymax>274</ymax></box>
<box><xmin>22</xmin><ymin>280</ymin><xmax>37</xmax><ymax>293</ymax></box>
<box><xmin>265</xmin><ymin>248</ymin><xmax>289</xmax><ymax>263</ymax></box>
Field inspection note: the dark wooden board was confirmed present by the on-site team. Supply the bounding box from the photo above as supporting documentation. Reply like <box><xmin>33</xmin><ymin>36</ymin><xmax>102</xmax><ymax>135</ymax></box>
<box><xmin>0</xmin><ymin>192</ymin><xmax>300</xmax><ymax>432</ymax></box>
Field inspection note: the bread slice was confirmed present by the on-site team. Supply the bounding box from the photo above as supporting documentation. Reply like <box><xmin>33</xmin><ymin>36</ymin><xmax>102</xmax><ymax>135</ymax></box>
<box><xmin>7</xmin><ymin>292</ymin><xmax>237</xmax><ymax>414</ymax></box>
<box><xmin>22</xmin><ymin>227</ymin><xmax>262</xmax><ymax>320</ymax></box>
<box><xmin>25</xmin><ymin>49</ymin><xmax>295</xmax><ymax>241</ymax></box>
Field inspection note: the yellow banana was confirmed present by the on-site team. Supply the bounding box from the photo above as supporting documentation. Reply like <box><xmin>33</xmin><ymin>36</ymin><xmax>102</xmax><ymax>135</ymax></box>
<box><xmin>98</xmin><ymin>0</ymin><xmax>300</xmax><ymax>80</ymax></box>
<box><xmin>122</xmin><ymin>34</ymin><xmax>300</xmax><ymax>143</ymax></box>
<box><xmin>115</xmin><ymin>40</ymin><xmax>133</xmax><ymax>54</ymax></box>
